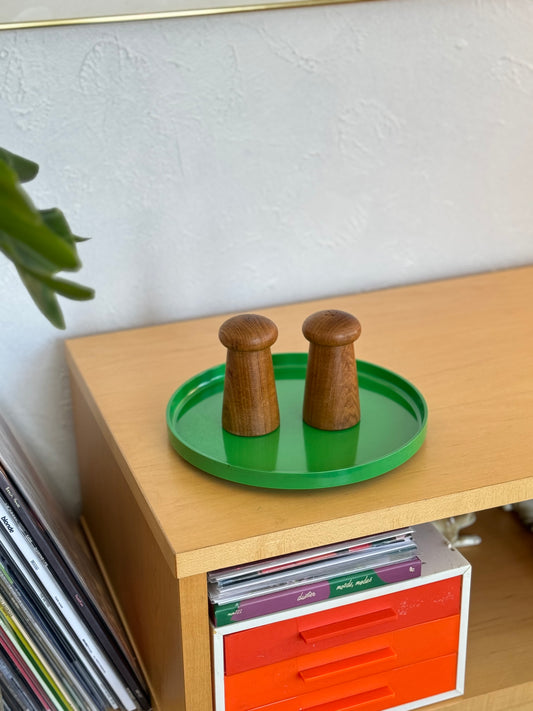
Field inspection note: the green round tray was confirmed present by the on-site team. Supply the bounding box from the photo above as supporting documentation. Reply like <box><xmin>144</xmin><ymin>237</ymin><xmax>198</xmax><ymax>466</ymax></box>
<box><xmin>166</xmin><ymin>354</ymin><xmax>427</xmax><ymax>490</ymax></box>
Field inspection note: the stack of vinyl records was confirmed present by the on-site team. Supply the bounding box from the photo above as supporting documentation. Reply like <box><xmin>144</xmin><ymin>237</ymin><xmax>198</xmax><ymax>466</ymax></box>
<box><xmin>209</xmin><ymin>527</ymin><xmax>422</xmax><ymax>627</ymax></box>
<box><xmin>0</xmin><ymin>414</ymin><xmax>151</xmax><ymax>711</ymax></box>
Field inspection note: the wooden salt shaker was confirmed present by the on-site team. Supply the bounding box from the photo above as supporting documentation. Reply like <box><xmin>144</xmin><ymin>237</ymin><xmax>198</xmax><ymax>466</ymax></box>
<box><xmin>302</xmin><ymin>309</ymin><xmax>362</xmax><ymax>430</ymax></box>
<box><xmin>219</xmin><ymin>314</ymin><xmax>280</xmax><ymax>437</ymax></box>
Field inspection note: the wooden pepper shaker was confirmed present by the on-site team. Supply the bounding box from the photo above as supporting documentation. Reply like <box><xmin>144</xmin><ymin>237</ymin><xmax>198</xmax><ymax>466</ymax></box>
<box><xmin>219</xmin><ymin>314</ymin><xmax>280</xmax><ymax>437</ymax></box>
<box><xmin>302</xmin><ymin>309</ymin><xmax>362</xmax><ymax>430</ymax></box>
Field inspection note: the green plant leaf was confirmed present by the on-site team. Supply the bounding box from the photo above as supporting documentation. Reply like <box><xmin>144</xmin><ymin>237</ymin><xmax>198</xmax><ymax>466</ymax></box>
<box><xmin>0</xmin><ymin>163</ymin><xmax>80</xmax><ymax>271</ymax></box>
<box><xmin>0</xmin><ymin>147</ymin><xmax>39</xmax><ymax>183</ymax></box>
<box><xmin>0</xmin><ymin>146</ymin><xmax>94</xmax><ymax>329</ymax></box>
<box><xmin>0</xmin><ymin>160</ymin><xmax>37</xmax><ymax>211</ymax></box>
<box><xmin>20</xmin><ymin>266</ymin><xmax>95</xmax><ymax>301</ymax></box>
<box><xmin>39</xmin><ymin>208</ymin><xmax>80</xmax><ymax>247</ymax></box>
<box><xmin>39</xmin><ymin>208</ymin><xmax>89</xmax><ymax>264</ymax></box>
<box><xmin>0</xmin><ymin>230</ymin><xmax>61</xmax><ymax>276</ymax></box>
<box><xmin>0</xmin><ymin>210</ymin><xmax>87</xmax><ymax>275</ymax></box>
<box><xmin>16</xmin><ymin>266</ymin><xmax>66</xmax><ymax>329</ymax></box>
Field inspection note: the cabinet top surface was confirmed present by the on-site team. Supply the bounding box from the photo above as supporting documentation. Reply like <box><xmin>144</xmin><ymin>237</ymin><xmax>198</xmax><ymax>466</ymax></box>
<box><xmin>65</xmin><ymin>266</ymin><xmax>533</xmax><ymax>576</ymax></box>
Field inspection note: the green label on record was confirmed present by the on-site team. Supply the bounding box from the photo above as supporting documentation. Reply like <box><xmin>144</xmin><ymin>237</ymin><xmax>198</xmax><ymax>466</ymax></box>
<box><xmin>211</xmin><ymin>602</ymin><xmax>240</xmax><ymax>626</ymax></box>
<box><xmin>329</xmin><ymin>570</ymin><xmax>385</xmax><ymax>597</ymax></box>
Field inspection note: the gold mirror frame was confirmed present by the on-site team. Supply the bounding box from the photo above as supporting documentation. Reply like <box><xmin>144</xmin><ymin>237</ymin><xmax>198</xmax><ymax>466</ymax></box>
<box><xmin>0</xmin><ymin>0</ymin><xmax>371</xmax><ymax>30</ymax></box>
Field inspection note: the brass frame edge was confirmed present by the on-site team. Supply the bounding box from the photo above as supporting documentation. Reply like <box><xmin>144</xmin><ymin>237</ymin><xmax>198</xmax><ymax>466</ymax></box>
<box><xmin>0</xmin><ymin>0</ymin><xmax>377</xmax><ymax>30</ymax></box>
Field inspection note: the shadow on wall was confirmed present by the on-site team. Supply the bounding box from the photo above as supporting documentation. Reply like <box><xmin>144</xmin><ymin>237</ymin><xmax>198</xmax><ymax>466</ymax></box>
<box><xmin>3</xmin><ymin>337</ymin><xmax>82</xmax><ymax>515</ymax></box>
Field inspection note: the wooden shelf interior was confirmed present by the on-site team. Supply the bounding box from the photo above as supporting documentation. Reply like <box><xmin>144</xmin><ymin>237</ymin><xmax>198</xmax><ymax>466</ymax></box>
<box><xmin>431</xmin><ymin>506</ymin><xmax>533</xmax><ymax>710</ymax></box>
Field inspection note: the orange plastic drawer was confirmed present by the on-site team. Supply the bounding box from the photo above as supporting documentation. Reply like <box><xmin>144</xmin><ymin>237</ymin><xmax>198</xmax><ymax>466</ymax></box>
<box><xmin>224</xmin><ymin>576</ymin><xmax>462</xmax><ymax>675</ymax></box>
<box><xmin>225</xmin><ymin>615</ymin><xmax>460</xmax><ymax>711</ymax></box>
<box><xmin>238</xmin><ymin>653</ymin><xmax>458</xmax><ymax>711</ymax></box>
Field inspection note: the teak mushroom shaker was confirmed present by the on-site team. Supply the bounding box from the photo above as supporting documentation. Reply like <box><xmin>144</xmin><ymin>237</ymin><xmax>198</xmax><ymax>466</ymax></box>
<box><xmin>302</xmin><ymin>309</ymin><xmax>362</xmax><ymax>430</ymax></box>
<box><xmin>219</xmin><ymin>313</ymin><xmax>280</xmax><ymax>437</ymax></box>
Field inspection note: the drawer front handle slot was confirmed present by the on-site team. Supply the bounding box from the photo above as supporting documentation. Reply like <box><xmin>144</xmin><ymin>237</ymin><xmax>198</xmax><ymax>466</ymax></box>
<box><xmin>299</xmin><ymin>608</ymin><xmax>397</xmax><ymax>644</ymax></box>
<box><xmin>303</xmin><ymin>685</ymin><xmax>395</xmax><ymax>711</ymax></box>
<box><xmin>299</xmin><ymin>646</ymin><xmax>397</xmax><ymax>682</ymax></box>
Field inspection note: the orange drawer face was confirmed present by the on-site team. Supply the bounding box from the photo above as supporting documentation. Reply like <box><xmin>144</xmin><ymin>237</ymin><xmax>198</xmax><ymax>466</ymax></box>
<box><xmin>235</xmin><ymin>653</ymin><xmax>458</xmax><ymax>711</ymax></box>
<box><xmin>225</xmin><ymin>615</ymin><xmax>460</xmax><ymax>711</ymax></box>
<box><xmin>224</xmin><ymin>576</ymin><xmax>462</xmax><ymax>675</ymax></box>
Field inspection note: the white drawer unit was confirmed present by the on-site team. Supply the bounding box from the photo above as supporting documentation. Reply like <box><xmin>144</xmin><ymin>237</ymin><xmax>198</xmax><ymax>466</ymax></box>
<box><xmin>212</xmin><ymin>524</ymin><xmax>471</xmax><ymax>711</ymax></box>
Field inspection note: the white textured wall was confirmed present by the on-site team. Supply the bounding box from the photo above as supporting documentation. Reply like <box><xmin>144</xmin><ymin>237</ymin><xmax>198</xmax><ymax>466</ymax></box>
<box><xmin>1</xmin><ymin>0</ymin><xmax>532</xmax><ymax>513</ymax></box>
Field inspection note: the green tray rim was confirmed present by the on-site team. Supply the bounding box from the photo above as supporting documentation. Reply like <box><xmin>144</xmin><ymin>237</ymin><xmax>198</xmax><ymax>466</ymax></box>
<box><xmin>166</xmin><ymin>354</ymin><xmax>428</xmax><ymax>490</ymax></box>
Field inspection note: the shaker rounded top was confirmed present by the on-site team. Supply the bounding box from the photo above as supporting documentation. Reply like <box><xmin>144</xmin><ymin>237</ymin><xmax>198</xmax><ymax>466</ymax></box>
<box><xmin>302</xmin><ymin>309</ymin><xmax>361</xmax><ymax>347</ymax></box>
<box><xmin>219</xmin><ymin>314</ymin><xmax>278</xmax><ymax>352</ymax></box>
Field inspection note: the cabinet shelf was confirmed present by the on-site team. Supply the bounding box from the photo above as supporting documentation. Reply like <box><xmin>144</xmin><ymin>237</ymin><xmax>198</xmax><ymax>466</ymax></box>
<box><xmin>65</xmin><ymin>265</ymin><xmax>533</xmax><ymax>711</ymax></box>
<box><xmin>432</xmin><ymin>507</ymin><xmax>533</xmax><ymax>710</ymax></box>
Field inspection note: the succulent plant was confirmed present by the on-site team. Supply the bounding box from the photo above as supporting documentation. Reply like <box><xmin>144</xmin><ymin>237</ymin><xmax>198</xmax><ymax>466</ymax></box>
<box><xmin>0</xmin><ymin>147</ymin><xmax>94</xmax><ymax>329</ymax></box>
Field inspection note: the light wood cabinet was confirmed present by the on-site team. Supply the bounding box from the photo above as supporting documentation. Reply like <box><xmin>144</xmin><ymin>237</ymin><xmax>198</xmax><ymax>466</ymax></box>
<box><xmin>65</xmin><ymin>265</ymin><xmax>533</xmax><ymax>711</ymax></box>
